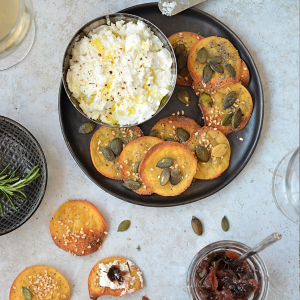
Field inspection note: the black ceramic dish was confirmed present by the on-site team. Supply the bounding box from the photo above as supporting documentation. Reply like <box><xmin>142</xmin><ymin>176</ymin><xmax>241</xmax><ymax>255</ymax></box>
<box><xmin>58</xmin><ymin>3</ymin><xmax>263</xmax><ymax>207</ymax></box>
<box><xmin>0</xmin><ymin>116</ymin><xmax>47</xmax><ymax>235</ymax></box>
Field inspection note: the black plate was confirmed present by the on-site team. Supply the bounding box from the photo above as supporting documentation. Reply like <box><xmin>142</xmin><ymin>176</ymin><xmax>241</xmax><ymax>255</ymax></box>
<box><xmin>0</xmin><ymin>116</ymin><xmax>48</xmax><ymax>235</ymax></box>
<box><xmin>58</xmin><ymin>3</ymin><xmax>263</xmax><ymax>207</ymax></box>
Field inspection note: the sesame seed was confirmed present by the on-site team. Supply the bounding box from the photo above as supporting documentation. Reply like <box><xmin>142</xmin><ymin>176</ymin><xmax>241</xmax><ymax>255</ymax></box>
<box><xmin>104</xmin><ymin>231</ymin><xmax>108</xmax><ymax>234</ymax></box>
<box><xmin>239</xmin><ymin>137</ymin><xmax>244</xmax><ymax>141</ymax></box>
<box><xmin>214</xmin><ymin>128</ymin><xmax>217</xmax><ymax>131</ymax></box>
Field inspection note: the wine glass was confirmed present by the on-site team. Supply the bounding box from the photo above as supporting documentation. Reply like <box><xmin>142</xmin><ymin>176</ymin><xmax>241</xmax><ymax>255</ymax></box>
<box><xmin>272</xmin><ymin>147</ymin><xmax>299</xmax><ymax>224</ymax></box>
<box><xmin>0</xmin><ymin>0</ymin><xmax>35</xmax><ymax>70</ymax></box>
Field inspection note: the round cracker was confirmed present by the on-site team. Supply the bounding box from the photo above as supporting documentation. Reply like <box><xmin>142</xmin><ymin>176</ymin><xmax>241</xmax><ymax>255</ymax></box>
<box><xmin>198</xmin><ymin>83</ymin><xmax>253</xmax><ymax>135</ymax></box>
<box><xmin>150</xmin><ymin>115</ymin><xmax>201</xmax><ymax>143</ymax></box>
<box><xmin>49</xmin><ymin>200</ymin><xmax>107</xmax><ymax>257</ymax></box>
<box><xmin>9</xmin><ymin>265</ymin><xmax>70</xmax><ymax>300</ymax></box>
<box><xmin>88</xmin><ymin>256</ymin><xmax>143</xmax><ymax>298</ymax></box>
<box><xmin>188</xmin><ymin>36</ymin><xmax>242</xmax><ymax>89</ymax></box>
<box><xmin>185</xmin><ymin>127</ymin><xmax>231</xmax><ymax>180</ymax></box>
<box><xmin>139</xmin><ymin>141</ymin><xmax>197</xmax><ymax>196</ymax></box>
<box><xmin>168</xmin><ymin>32</ymin><xmax>205</xmax><ymax>86</ymax></box>
<box><xmin>240</xmin><ymin>60</ymin><xmax>250</xmax><ymax>87</ymax></box>
<box><xmin>119</xmin><ymin>136</ymin><xmax>163</xmax><ymax>195</ymax></box>
<box><xmin>90</xmin><ymin>126</ymin><xmax>144</xmax><ymax>180</ymax></box>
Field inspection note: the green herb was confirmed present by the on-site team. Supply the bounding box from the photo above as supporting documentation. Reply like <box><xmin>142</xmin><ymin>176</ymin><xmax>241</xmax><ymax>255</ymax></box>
<box><xmin>137</xmin><ymin>245</ymin><xmax>141</xmax><ymax>251</ymax></box>
<box><xmin>0</xmin><ymin>164</ymin><xmax>40</xmax><ymax>216</ymax></box>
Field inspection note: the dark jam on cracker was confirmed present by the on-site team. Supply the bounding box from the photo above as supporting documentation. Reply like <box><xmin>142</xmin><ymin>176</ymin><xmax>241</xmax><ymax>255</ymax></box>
<box><xmin>195</xmin><ymin>251</ymin><xmax>258</xmax><ymax>300</ymax></box>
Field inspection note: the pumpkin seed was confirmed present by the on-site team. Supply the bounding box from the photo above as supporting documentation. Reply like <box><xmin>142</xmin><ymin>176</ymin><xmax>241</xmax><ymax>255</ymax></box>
<box><xmin>160</xmin><ymin>168</ymin><xmax>170</xmax><ymax>186</ymax></box>
<box><xmin>78</xmin><ymin>122</ymin><xmax>96</xmax><ymax>134</ymax></box>
<box><xmin>165</xmin><ymin>138</ymin><xmax>177</xmax><ymax>142</ymax></box>
<box><xmin>176</xmin><ymin>127</ymin><xmax>190</xmax><ymax>142</ymax></box>
<box><xmin>200</xmin><ymin>93</ymin><xmax>213</xmax><ymax>108</ymax></box>
<box><xmin>207</xmin><ymin>56</ymin><xmax>222</xmax><ymax>64</ymax></box>
<box><xmin>225</xmin><ymin>64</ymin><xmax>236</xmax><ymax>78</ymax></box>
<box><xmin>175</xmin><ymin>43</ymin><xmax>185</xmax><ymax>56</ymax></box>
<box><xmin>133</xmin><ymin>160</ymin><xmax>141</xmax><ymax>174</ymax></box>
<box><xmin>122</xmin><ymin>180</ymin><xmax>141</xmax><ymax>191</ymax></box>
<box><xmin>149</xmin><ymin>129</ymin><xmax>157</xmax><ymax>137</ymax></box>
<box><xmin>222</xmin><ymin>112</ymin><xmax>234</xmax><ymax>126</ymax></box>
<box><xmin>197</xmin><ymin>47</ymin><xmax>208</xmax><ymax>64</ymax></box>
<box><xmin>156</xmin><ymin>157</ymin><xmax>174</xmax><ymax>168</ymax></box>
<box><xmin>211</xmin><ymin>144</ymin><xmax>228</xmax><ymax>157</ymax></box>
<box><xmin>232</xmin><ymin>107</ymin><xmax>242</xmax><ymax>129</ymax></box>
<box><xmin>203</xmin><ymin>64</ymin><xmax>214</xmax><ymax>83</ymax></box>
<box><xmin>191</xmin><ymin>216</ymin><xmax>203</xmax><ymax>235</ymax></box>
<box><xmin>179</xmin><ymin>67</ymin><xmax>189</xmax><ymax>78</ymax></box>
<box><xmin>221</xmin><ymin>216</ymin><xmax>229</xmax><ymax>231</ymax></box>
<box><xmin>176</xmin><ymin>89</ymin><xmax>190</xmax><ymax>104</ymax></box>
<box><xmin>118</xmin><ymin>220</ymin><xmax>131</xmax><ymax>232</ymax></box>
<box><xmin>110</xmin><ymin>138</ymin><xmax>123</xmax><ymax>157</ymax></box>
<box><xmin>208</xmin><ymin>61</ymin><xmax>224</xmax><ymax>74</ymax></box>
<box><xmin>101</xmin><ymin>147</ymin><xmax>115</xmax><ymax>161</ymax></box>
<box><xmin>195</xmin><ymin>145</ymin><xmax>210</xmax><ymax>162</ymax></box>
<box><xmin>22</xmin><ymin>287</ymin><xmax>32</xmax><ymax>300</ymax></box>
<box><xmin>223</xmin><ymin>91</ymin><xmax>237</xmax><ymax>109</ymax></box>
<box><xmin>177</xmin><ymin>51</ymin><xmax>188</xmax><ymax>69</ymax></box>
<box><xmin>170</xmin><ymin>169</ymin><xmax>182</xmax><ymax>185</ymax></box>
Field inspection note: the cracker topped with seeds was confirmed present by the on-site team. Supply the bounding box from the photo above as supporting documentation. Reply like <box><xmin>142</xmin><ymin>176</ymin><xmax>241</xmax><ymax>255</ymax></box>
<box><xmin>49</xmin><ymin>200</ymin><xmax>107</xmax><ymax>257</ymax></box>
<box><xmin>88</xmin><ymin>256</ymin><xmax>143</xmax><ymax>298</ymax></box>
<box><xmin>240</xmin><ymin>60</ymin><xmax>250</xmax><ymax>88</ymax></box>
<box><xmin>9</xmin><ymin>265</ymin><xmax>70</xmax><ymax>300</ymax></box>
<box><xmin>139</xmin><ymin>141</ymin><xmax>197</xmax><ymax>196</ymax></box>
<box><xmin>150</xmin><ymin>115</ymin><xmax>201</xmax><ymax>143</ymax></box>
<box><xmin>90</xmin><ymin>126</ymin><xmax>143</xmax><ymax>180</ymax></box>
<box><xmin>188</xmin><ymin>36</ymin><xmax>242</xmax><ymax>89</ymax></box>
<box><xmin>185</xmin><ymin>127</ymin><xmax>231</xmax><ymax>180</ymax></box>
<box><xmin>119</xmin><ymin>136</ymin><xmax>163</xmax><ymax>195</ymax></box>
<box><xmin>198</xmin><ymin>82</ymin><xmax>253</xmax><ymax>135</ymax></box>
<box><xmin>168</xmin><ymin>32</ymin><xmax>204</xmax><ymax>86</ymax></box>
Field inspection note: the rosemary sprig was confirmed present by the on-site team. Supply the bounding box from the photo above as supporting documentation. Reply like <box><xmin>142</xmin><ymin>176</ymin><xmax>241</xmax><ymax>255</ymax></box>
<box><xmin>0</xmin><ymin>164</ymin><xmax>40</xmax><ymax>216</ymax></box>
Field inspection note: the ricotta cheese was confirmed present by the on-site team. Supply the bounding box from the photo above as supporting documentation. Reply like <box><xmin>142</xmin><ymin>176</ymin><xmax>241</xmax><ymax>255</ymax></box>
<box><xmin>98</xmin><ymin>260</ymin><xmax>143</xmax><ymax>296</ymax></box>
<box><xmin>67</xmin><ymin>19</ymin><xmax>173</xmax><ymax>126</ymax></box>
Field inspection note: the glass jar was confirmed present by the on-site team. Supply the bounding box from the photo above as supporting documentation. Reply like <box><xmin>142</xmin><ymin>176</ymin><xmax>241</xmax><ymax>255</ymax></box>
<box><xmin>186</xmin><ymin>240</ymin><xmax>269</xmax><ymax>300</ymax></box>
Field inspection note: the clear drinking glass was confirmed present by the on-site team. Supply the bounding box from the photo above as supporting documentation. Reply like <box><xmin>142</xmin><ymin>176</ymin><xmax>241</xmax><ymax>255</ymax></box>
<box><xmin>0</xmin><ymin>0</ymin><xmax>35</xmax><ymax>70</ymax></box>
<box><xmin>272</xmin><ymin>147</ymin><xmax>299</xmax><ymax>224</ymax></box>
<box><xmin>187</xmin><ymin>240</ymin><xmax>269</xmax><ymax>300</ymax></box>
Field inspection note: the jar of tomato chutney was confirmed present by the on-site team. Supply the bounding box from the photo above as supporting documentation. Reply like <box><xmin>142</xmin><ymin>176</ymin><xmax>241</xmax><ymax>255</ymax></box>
<box><xmin>186</xmin><ymin>240</ymin><xmax>269</xmax><ymax>300</ymax></box>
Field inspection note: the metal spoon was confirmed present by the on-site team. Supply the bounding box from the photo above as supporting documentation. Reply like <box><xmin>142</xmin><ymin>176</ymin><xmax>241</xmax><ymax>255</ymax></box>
<box><xmin>234</xmin><ymin>232</ymin><xmax>282</xmax><ymax>264</ymax></box>
<box><xmin>158</xmin><ymin>0</ymin><xmax>206</xmax><ymax>17</ymax></box>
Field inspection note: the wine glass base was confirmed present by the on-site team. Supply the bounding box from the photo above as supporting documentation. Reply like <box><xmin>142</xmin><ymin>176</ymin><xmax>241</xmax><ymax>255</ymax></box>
<box><xmin>0</xmin><ymin>18</ymin><xmax>35</xmax><ymax>71</ymax></box>
<box><xmin>272</xmin><ymin>148</ymin><xmax>300</xmax><ymax>225</ymax></box>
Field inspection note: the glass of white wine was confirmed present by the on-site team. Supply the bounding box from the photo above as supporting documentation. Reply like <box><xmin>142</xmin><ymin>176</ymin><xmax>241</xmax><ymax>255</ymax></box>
<box><xmin>0</xmin><ymin>0</ymin><xmax>35</xmax><ymax>70</ymax></box>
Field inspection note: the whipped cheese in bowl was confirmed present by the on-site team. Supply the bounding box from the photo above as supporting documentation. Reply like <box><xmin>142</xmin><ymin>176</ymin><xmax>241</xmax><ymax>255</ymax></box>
<box><xmin>66</xmin><ymin>18</ymin><xmax>174</xmax><ymax>126</ymax></box>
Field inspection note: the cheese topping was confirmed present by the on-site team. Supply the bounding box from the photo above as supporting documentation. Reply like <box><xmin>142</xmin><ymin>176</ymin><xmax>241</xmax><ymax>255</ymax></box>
<box><xmin>67</xmin><ymin>20</ymin><xmax>173</xmax><ymax>126</ymax></box>
<box><xmin>98</xmin><ymin>260</ymin><xmax>143</xmax><ymax>296</ymax></box>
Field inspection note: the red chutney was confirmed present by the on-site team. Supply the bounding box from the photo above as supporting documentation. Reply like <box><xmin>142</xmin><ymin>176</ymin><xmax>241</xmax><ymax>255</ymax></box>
<box><xmin>195</xmin><ymin>251</ymin><xmax>258</xmax><ymax>300</ymax></box>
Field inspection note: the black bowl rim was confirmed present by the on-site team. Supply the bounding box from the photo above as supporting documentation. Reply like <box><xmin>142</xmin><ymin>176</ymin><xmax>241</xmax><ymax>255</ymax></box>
<box><xmin>58</xmin><ymin>4</ymin><xmax>264</xmax><ymax>207</ymax></box>
<box><xmin>0</xmin><ymin>116</ymin><xmax>48</xmax><ymax>235</ymax></box>
<box><xmin>61</xmin><ymin>12</ymin><xmax>177</xmax><ymax>128</ymax></box>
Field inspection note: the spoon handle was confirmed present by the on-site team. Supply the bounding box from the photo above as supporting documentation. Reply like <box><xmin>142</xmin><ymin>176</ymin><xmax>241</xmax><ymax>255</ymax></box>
<box><xmin>235</xmin><ymin>232</ymin><xmax>282</xmax><ymax>263</ymax></box>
